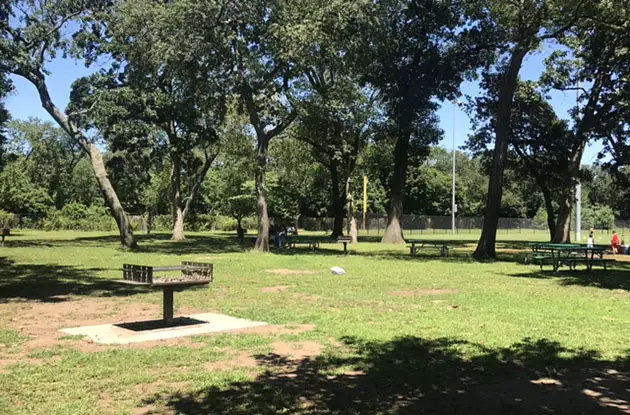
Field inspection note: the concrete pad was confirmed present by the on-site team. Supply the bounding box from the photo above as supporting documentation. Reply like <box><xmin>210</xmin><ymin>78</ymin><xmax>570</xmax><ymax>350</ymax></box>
<box><xmin>59</xmin><ymin>313</ymin><xmax>268</xmax><ymax>345</ymax></box>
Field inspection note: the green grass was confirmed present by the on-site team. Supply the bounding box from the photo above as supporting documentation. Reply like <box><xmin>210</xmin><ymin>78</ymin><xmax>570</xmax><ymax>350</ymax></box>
<box><xmin>1</xmin><ymin>230</ymin><xmax>630</xmax><ymax>414</ymax></box>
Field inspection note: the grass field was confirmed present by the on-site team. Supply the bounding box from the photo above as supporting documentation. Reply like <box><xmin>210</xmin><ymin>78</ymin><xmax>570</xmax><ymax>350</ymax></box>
<box><xmin>1</xmin><ymin>230</ymin><xmax>630</xmax><ymax>414</ymax></box>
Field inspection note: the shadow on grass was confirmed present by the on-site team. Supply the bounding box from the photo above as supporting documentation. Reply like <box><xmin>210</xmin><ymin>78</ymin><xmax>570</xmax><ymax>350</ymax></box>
<box><xmin>143</xmin><ymin>336</ymin><xmax>630</xmax><ymax>414</ymax></box>
<box><xmin>510</xmin><ymin>264</ymin><xmax>630</xmax><ymax>291</ymax></box>
<box><xmin>5</xmin><ymin>233</ymin><xmax>250</xmax><ymax>255</ymax></box>
<box><xmin>0</xmin><ymin>257</ymin><xmax>149</xmax><ymax>303</ymax></box>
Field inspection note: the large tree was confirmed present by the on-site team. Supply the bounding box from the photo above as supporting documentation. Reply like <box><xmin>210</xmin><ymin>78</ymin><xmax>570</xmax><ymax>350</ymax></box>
<box><xmin>473</xmin><ymin>0</ymin><xmax>587</xmax><ymax>258</ymax></box>
<box><xmin>468</xmin><ymin>80</ymin><xmax>573</xmax><ymax>241</ymax></box>
<box><xmin>295</xmin><ymin>77</ymin><xmax>378</xmax><ymax>241</ymax></box>
<box><xmin>0</xmin><ymin>0</ymin><xmax>138</xmax><ymax>248</ymax></box>
<box><xmin>69</xmin><ymin>0</ymin><xmax>229</xmax><ymax>240</ymax></box>
<box><xmin>356</xmin><ymin>0</ymin><xmax>490</xmax><ymax>244</ymax></box>
<box><xmin>539</xmin><ymin>0</ymin><xmax>630</xmax><ymax>243</ymax></box>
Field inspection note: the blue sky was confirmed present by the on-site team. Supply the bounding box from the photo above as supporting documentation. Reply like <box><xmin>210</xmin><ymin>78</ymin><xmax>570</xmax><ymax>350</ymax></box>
<box><xmin>5</xmin><ymin>49</ymin><xmax>603</xmax><ymax>164</ymax></box>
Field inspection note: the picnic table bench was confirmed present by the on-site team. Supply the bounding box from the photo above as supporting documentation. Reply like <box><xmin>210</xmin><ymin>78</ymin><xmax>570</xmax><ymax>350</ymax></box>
<box><xmin>407</xmin><ymin>239</ymin><xmax>449</xmax><ymax>257</ymax></box>
<box><xmin>530</xmin><ymin>244</ymin><xmax>614</xmax><ymax>272</ymax></box>
<box><xmin>288</xmin><ymin>236</ymin><xmax>320</xmax><ymax>250</ymax></box>
<box><xmin>336</xmin><ymin>236</ymin><xmax>353</xmax><ymax>255</ymax></box>
<box><xmin>117</xmin><ymin>262</ymin><xmax>213</xmax><ymax>326</ymax></box>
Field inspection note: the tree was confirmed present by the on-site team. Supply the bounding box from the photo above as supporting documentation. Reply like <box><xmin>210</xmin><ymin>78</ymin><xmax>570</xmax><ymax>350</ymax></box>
<box><xmin>355</xmin><ymin>0</ymin><xmax>490</xmax><ymax>244</ymax></box>
<box><xmin>5</xmin><ymin>119</ymin><xmax>83</xmax><ymax>209</ymax></box>
<box><xmin>0</xmin><ymin>0</ymin><xmax>138</xmax><ymax>248</ymax></box>
<box><xmin>0</xmin><ymin>73</ymin><xmax>11</xmax><ymax>165</ymax></box>
<box><xmin>473</xmin><ymin>0</ymin><xmax>587</xmax><ymax>258</ymax></box>
<box><xmin>69</xmin><ymin>0</ymin><xmax>229</xmax><ymax>240</ymax></box>
<box><xmin>295</xmin><ymin>78</ymin><xmax>378</xmax><ymax>241</ymax></box>
<box><xmin>468</xmin><ymin>80</ymin><xmax>573</xmax><ymax>241</ymax></box>
<box><xmin>539</xmin><ymin>0</ymin><xmax>630</xmax><ymax>242</ymax></box>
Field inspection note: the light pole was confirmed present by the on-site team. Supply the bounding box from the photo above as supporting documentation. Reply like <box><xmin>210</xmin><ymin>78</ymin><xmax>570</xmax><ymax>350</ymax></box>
<box><xmin>452</xmin><ymin>100</ymin><xmax>460</xmax><ymax>235</ymax></box>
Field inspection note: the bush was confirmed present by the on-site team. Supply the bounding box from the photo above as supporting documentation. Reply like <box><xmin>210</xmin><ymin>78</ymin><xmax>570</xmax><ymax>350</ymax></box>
<box><xmin>42</xmin><ymin>203</ymin><xmax>116</xmax><ymax>231</ymax></box>
<box><xmin>0</xmin><ymin>210</ymin><xmax>14</xmax><ymax>229</ymax></box>
<box><xmin>214</xmin><ymin>216</ymin><xmax>238</xmax><ymax>231</ymax></box>
<box><xmin>582</xmin><ymin>205</ymin><xmax>615</xmax><ymax>230</ymax></box>
<box><xmin>151</xmin><ymin>215</ymin><xmax>172</xmax><ymax>232</ymax></box>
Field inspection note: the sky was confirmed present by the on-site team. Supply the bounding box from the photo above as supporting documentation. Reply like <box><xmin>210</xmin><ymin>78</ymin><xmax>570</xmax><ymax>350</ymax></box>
<box><xmin>5</xmin><ymin>47</ymin><xmax>603</xmax><ymax>165</ymax></box>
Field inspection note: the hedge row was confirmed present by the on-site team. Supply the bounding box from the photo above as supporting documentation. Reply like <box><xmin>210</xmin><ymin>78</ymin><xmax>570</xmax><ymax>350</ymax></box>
<box><xmin>9</xmin><ymin>204</ymin><xmax>257</xmax><ymax>232</ymax></box>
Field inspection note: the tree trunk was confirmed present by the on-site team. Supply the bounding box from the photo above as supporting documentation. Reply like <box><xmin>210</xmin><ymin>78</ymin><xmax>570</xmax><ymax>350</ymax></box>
<box><xmin>88</xmin><ymin>143</ymin><xmax>137</xmax><ymax>248</ymax></box>
<box><xmin>254</xmin><ymin>137</ymin><xmax>270</xmax><ymax>252</ymax></box>
<box><xmin>171</xmin><ymin>154</ymin><xmax>185</xmax><ymax>241</ymax></box>
<box><xmin>26</xmin><ymin>70</ymin><xmax>137</xmax><ymax>249</ymax></box>
<box><xmin>382</xmin><ymin>118</ymin><xmax>411</xmax><ymax>244</ymax></box>
<box><xmin>552</xmin><ymin>195</ymin><xmax>572</xmax><ymax>243</ymax></box>
<box><xmin>330</xmin><ymin>162</ymin><xmax>345</xmax><ymax>238</ymax></box>
<box><xmin>473</xmin><ymin>46</ymin><xmax>528</xmax><ymax>260</ymax></box>
<box><xmin>346</xmin><ymin>177</ymin><xmax>358</xmax><ymax>244</ymax></box>
<box><xmin>237</xmin><ymin>218</ymin><xmax>245</xmax><ymax>242</ymax></box>
<box><xmin>540</xmin><ymin>186</ymin><xmax>556</xmax><ymax>242</ymax></box>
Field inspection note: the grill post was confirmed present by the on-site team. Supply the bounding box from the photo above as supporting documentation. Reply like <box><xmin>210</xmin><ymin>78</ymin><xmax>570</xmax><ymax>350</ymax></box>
<box><xmin>163</xmin><ymin>287</ymin><xmax>174</xmax><ymax>326</ymax></box>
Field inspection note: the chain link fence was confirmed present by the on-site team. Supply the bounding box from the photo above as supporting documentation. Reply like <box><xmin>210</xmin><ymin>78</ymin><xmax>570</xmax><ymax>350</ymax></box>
<box><xmin>8</xmin><ymin>212</ymin><xmax>630</xmax><ymax>238</ymax></box>
<box><xmin>298</xmin><ymin>214</ymin><xmax>630</xmax><ymax>236</ymax></box>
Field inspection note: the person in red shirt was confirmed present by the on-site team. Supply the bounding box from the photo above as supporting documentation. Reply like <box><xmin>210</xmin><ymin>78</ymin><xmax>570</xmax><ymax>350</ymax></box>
<box><xmin>611</xmin><ymin>231</ymin><xmax>620</xmax><ymax>255</ymax></box>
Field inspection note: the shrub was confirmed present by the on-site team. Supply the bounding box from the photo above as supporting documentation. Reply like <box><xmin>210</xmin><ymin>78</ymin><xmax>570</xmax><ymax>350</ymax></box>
<box><xmin>213</xmin><ymin>215</ymin><xmax>238</xmax><ymax>231</ymax></box>
<box><xmin>0</xmin><ymin>210</ymin><xmax>14</xmax><ymax>229</ymax></box>
<box><xmin>42</xmin><ymin>203</ymin><xmax>116</xmax><ymax>231</ymax></box>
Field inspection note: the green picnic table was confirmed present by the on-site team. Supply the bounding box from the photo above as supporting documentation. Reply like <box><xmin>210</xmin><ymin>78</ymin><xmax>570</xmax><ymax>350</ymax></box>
<box><xmin>530</xmin><ymin>244</ymin><xmax>613</xmax><ymax>272</ymax></box>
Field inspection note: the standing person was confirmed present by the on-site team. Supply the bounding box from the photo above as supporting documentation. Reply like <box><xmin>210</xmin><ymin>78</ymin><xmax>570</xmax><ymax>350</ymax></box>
<box><xmin>587</xmin><ymin>228</ymin><xmax>594</xmax><ymax>248</ymax></box>
<box><xmin>277</xmin><ymin>223</ymin><xmax>287</xmax><ymax>249</ymax></box>
<box><xmin>611</xmin><ymin>231</ymin><xmax>620</xmax><ymax>255</ymax></box>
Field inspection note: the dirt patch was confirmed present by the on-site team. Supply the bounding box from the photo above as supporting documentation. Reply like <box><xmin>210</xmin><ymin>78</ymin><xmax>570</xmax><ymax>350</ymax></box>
<box><xmin>236</xmin><ymin>323</ymin><xmax>316</xmax><ymax>336</ymax></box>
<box><xmin>272</xmin><ymin>341</ymin><xmax>322</xmax><ymax>359</ymax></box>
<box><xmin>265</xmin><ymin>269</ymin><xmax>318</xmax><ymax>275</ymax></box>
<box><xmin>204</xmin><ymin>351</ymin><xmax>259</xmax><ymax>372</ymax></box>
<box><xmin>261</xmin><ymin>285</ymin><xmax>291</xmax><ymax>293</ymax></box>
<box><xmin>0</xmin><ymin>298</ymin><xmax>203</xmax><ymax>357</ymax></box>
<box><xmin>388</xmin><ymin>289</ymin><xmax>458</xmax><ymax>297</ymax></box>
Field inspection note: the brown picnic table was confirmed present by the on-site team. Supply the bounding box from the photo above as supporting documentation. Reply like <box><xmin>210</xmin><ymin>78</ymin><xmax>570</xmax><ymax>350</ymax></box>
<box><xmin>116</xmin><ymin>262</ymin><xmax>213</xmax><ymax>326</ymax></box>
<box><xmin>407</xmin><ymin>239</ymin><xmax>449</xmax><ymax>257</ymax></box>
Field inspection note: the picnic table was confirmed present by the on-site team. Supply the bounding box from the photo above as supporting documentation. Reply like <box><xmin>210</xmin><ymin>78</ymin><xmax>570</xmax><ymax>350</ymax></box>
<box><xmin>407</xmin><ymin>239</ymin><xmax>449</xmax><ymax>257</ymax></box>
<box><xmin>117</xmin><ymin>262</ymin><xmax>213</xmax><ymax>326</ymax></box>
<box><xmin>530</xmin><ymin>243</ymin><xmax>613</xmax><ymax>272</ymax></box>
<box><xmin>336</xmin><ymin>236</ymin><xmax>353</xmax><ymax>255</ymax></box>
<box><xmin>287</xmin><ymin>236</ymin><xmax>320</xmax><ymax>250</ymax></box>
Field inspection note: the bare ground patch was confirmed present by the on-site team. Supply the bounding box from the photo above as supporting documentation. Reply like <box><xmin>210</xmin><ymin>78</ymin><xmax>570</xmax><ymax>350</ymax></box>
<box><xmin>204</xmin><ymin>351</ymin><xmax>259</xmax><ymax>372</ymax></box>
<box><xmin>265</xmin><ymin>269</ymin><xmax>318</xmax><ymax>275</ymax></box>
<box><xmin>0</xmin><ymin>298</ymin><xmax>203</xmax><ymax>357</ymax></box>
<box><xmin>261</xmin><ymin>285</ymin><xmax>292</xmax><ymax>293</ymax></box>
<box><xmin>388</xmin><ymin>289</ymin><xmax>458</xmax><ymax>297</ymax></box>
<box><xmin>236</xmin><ymin>323</ymin><xmax>316</xmax><ymax>336</ymax></box>
<box><xmin>272</xmin><ymin>341</ymin><xmax>323</xmax><ymax>359</ymax></box>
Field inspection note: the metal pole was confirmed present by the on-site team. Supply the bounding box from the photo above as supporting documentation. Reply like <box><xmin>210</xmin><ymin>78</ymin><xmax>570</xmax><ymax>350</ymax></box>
<box><xmin>452</xmin><ymin>100</ymin><xmax>458</xmax><ymax>235</ymax></box>
<box><xmin>576</xmin><ymin>183</ymin><xmax>582</xmax><ymax>242</ymax></box>
<box><xmin>575</xmin><ymin>83</ymin><xmax>581</xmax><ymax>242</ymax></box>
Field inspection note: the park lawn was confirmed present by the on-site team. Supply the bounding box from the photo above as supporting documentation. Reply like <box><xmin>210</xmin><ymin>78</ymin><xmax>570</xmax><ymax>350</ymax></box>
<box><xmin>1</xmin><ymin>230</ymin><xmax>630</xmax><ymax>414</ymax></box>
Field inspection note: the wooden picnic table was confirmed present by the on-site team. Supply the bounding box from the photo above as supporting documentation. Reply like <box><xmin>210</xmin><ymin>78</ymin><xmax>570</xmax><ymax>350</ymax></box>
<box><xmin>336</xmin><ymin>236</ymin><xmax>352</xmax><ymax>255</ymax></box>
<box><xmin>407</xmin><ymin>239</ymin><xmax>449</xmax><ymax>257</ymax></box>
<box><xmin>116</xmin><ymin>262</ymin><xmax>213</xmax><ymax>326</ymax></box>
<box><xmin>531</xmin><ymin>244</ymin><xmax>612</xmax><ymax>272</ymax></box>
<box><xmin>287</xmin><ymin>236</ymin><xmax>320</xmax><ymax>250</ymax></box>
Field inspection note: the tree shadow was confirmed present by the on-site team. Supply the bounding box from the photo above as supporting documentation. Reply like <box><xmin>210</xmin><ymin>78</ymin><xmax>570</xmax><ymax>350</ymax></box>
<box><xmin>510</xmin><ymin>265</ymin><xmax>630</xmax><ymax>291</ymax></box>
<box><xmin>0</xmin><ymin>257</ymin><xmax>148</xmax><ymax>303</ymax></box>
<box><xmin>142</xmin><ymin>336</ymin><xmax>630</xmax><ymax>414</ymax></box>
<box><xmin>6</xmin><ymin>233</ymin><xmax>250</xmax><ymax>255</ymax></box>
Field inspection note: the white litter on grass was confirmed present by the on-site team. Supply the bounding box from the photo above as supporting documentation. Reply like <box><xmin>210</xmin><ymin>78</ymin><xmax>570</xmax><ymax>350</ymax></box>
<box><xmin>331</xmin><ymin>266</ymin><xmax>346</xmax><ymax>275</ymax></box>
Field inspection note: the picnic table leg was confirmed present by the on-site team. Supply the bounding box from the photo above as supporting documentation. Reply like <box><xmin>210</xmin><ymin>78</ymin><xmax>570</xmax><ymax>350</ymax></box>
<box><xmin>163</xmin><ymin>287</ymin><xmax>174</xmax><ymax>326</ymax></box>
<box><xmin>343</xmin><ymin>242</ymin><xmax>348</xmax><ymax>255</ymax></box>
